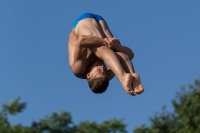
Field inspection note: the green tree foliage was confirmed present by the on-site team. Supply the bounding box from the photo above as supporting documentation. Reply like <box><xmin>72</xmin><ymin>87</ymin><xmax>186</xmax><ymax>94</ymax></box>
<box><xmin>1</xmin><ymin>79</ymin><xmax>199</xmax><ymax>133</ymax></box>
<box><xmin>0</xmin><ymin>98</ymin><xmax>127</xmax><ymax>133</ymax></box>
<box><xmin>31</xmin><ymin>111</ymin><xmax>75</xmax><ymax>133</ymax></box>
<box><xmin>0</xmin><ymin>97</ymin><xmax>36</xmax><ymax>133</ymax></box>
<box><xmin>133</xmin><ymin>79</ymin><xmax>200</xmax><ymax>133</ymax></box>
<box><xmin>75</xmin><ymin>119</ymin><xmax>127</xmax><ymax>133</ymax></box>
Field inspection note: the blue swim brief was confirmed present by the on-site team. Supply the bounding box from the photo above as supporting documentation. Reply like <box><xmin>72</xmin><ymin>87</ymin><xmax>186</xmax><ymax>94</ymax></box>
<box><xmin>73</xmin><ymin>13</ymin><xmax>104</xmax><ymax>30</ymax></box>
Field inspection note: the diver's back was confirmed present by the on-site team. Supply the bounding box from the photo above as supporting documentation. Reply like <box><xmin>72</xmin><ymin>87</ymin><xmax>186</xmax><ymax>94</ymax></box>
<box><xmin>75</xmin><ymin>18</ymin><xmax>104</xmax><ymax>38</ymax></box>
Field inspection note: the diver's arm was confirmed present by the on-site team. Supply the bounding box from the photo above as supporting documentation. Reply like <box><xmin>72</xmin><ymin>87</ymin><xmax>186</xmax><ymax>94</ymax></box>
<box><xmin>71</xmin><ymin>30</ymin><xmax>107</xmax><ymax>48</ymax></box>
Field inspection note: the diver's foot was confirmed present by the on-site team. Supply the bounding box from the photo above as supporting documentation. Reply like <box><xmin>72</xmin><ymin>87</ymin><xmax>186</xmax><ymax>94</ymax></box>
<box><xmin>132</xmin><ymin>73</ymin><xmax>144</xmax><ymax>95</ymax></box>
<box><xmin>122</xmin><ymin>73</ymin><xmax>136</xmax><ymax>96</ymax></box>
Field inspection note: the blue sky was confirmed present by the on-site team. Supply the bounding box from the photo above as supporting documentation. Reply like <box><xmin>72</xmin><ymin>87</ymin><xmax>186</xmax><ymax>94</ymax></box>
<box><xmin>0</xmin><ymin>0</ymin><xmax>199</xmax><ymax>132</ymax></box>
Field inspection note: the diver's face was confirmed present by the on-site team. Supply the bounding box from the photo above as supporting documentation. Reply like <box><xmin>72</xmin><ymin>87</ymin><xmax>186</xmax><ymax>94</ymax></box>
<box><xmin>87</xmin><ymin>61</ymin><xmax>107</xmax><ymax>79</ymax></box>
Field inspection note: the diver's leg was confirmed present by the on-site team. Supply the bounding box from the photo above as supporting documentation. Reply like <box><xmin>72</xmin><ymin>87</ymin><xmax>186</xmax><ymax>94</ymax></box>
<box><xmin>95</xmin><ymin>46</ymin><xmax>137</xmax><ymax>95</ymax></box>
<box><xmin>116</xmin><ymin>52</ymin><xmax>144</xmax><ymax>95</ymax></box>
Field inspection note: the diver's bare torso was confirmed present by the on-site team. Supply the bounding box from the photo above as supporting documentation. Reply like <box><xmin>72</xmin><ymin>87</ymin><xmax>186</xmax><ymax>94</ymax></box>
<box><xmin>68</xmin><ymin>18</ymin><xmax>105</xmax><ymax>78</ymax></box>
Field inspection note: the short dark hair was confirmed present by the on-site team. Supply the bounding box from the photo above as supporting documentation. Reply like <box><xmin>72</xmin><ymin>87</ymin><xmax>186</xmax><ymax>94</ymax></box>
<box><xmin>88</xmin><ymin>76</ymin><xmax>109</xmax><ymax>94</ymax></box>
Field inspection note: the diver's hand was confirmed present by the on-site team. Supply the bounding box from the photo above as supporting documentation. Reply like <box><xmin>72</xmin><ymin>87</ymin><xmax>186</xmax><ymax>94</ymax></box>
<box><xmin>104</xmin><ymin>38</ymin><xmax>121</xmax><ymax>51</ymax></box>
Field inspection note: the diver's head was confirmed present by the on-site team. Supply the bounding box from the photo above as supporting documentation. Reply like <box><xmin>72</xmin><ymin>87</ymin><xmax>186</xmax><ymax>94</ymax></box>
<box><xmin>86</xmin><ymin>61</ymin><xmax>109</xmax><ymax>94</ymax></box>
